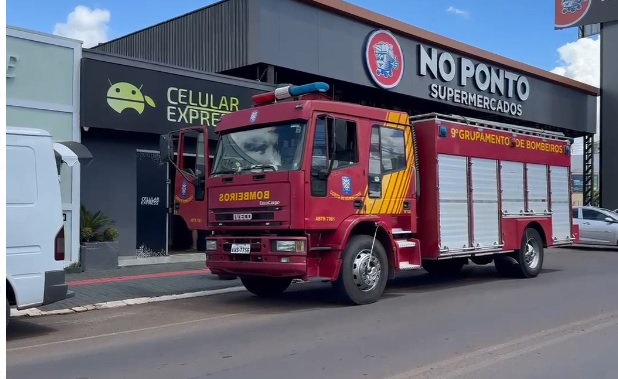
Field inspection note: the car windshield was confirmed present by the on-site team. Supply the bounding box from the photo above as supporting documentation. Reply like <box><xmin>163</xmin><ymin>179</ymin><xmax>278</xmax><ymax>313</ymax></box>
<box><xmin>211</xmin><ymin>122</ymin><xmax>307</xmax><ymax>175</ymax></box>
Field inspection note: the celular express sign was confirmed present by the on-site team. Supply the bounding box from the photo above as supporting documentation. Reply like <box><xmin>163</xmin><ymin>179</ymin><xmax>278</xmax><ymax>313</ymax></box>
<box><xmin>417</xmin><ymin>45</ymin><xmax>530</xmax><ymax>117</ymax></box>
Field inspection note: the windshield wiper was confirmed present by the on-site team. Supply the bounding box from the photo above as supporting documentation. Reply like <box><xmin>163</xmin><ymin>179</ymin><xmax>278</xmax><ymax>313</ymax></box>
<box><xmin>211</xmin><ymin>169</ymin><xmax>239</xmax><ymax>175</ymax></box>
<box><xmin>242</xmin><ymin>164</ymin><xmax>278</xmax><ymax>172</ymax></box>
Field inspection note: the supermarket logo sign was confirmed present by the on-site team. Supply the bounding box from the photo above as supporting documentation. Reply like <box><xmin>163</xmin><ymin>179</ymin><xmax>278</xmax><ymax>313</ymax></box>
<box><xmin>364</xmin><ymin>29</ymin><xmax>405</xmax><ymax>90</ymax></box>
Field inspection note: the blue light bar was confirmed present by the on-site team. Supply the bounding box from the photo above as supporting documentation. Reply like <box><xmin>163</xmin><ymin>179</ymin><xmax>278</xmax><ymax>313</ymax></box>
<box><xmin>252</xmin><ymin>82</ymin><xmax>330</xmax><ymax>105</ymax></box>
<box><xmin>288</xmin><ymin>82</ymin><xmax>330</xmax><ymax>97</ymax></box>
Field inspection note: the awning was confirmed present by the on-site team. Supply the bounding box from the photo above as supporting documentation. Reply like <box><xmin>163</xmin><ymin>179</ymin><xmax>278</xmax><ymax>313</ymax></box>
<box><xmin>53</xmin><ymin>141</ymin><xmax>94</xmax><ymax>167</ymax></box>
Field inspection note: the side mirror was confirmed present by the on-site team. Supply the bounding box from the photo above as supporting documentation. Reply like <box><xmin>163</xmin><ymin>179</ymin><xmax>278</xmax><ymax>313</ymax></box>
<box><xmin>604</xmin><ymin>217</ymin><xmax>615</xmax><ymax>223</ymax></box>
<box><xmin>159</xmin><ymin>134</ymin><xmax>173</xmax><ymax>162</ymax></box>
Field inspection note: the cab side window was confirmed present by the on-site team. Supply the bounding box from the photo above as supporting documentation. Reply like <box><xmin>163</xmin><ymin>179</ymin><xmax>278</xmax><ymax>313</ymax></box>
<box><xmin>329</xmin><ymin>119</ymin><xmax>358</xmax><ymax>169</ymax></box>
<box><xmin>368</xmin><ymin>125</ymin><xmax>407</xmax><ymax>199</ymax></box>
<box><xmin>380</xmin><ymin>127</ymin><xmax>406</xmax><ymax>173</ymax></box>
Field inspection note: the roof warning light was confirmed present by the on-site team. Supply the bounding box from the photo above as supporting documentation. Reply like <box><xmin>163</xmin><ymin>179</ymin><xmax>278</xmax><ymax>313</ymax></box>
<box><xmin>252</xmin><ymin>82</ymin><xmax>330</xmax><ymax>106</ymax></box>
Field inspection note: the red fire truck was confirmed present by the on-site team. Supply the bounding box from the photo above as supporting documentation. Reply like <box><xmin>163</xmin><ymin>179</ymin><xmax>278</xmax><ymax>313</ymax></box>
<box><xmin>160</xmin><ymin>82</ymin><xmax>579</xmax><ymax>305</ymax></box>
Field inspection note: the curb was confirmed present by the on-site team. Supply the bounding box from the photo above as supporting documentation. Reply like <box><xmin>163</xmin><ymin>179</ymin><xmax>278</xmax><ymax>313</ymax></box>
<box><xmin>10</xmin><ymin>286</ymin><xmax>248</xmax><ymax>319</ymax></box>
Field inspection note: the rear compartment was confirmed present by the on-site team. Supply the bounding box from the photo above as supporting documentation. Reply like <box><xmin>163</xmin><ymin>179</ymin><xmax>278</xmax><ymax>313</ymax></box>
<box><xmin>413</xmin><ymin>114</ymin><xmax>574</xmax><ymax>258</ymax></box>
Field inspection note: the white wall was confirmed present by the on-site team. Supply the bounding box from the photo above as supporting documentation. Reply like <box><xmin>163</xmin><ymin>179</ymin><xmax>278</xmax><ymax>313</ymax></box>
<box><xmin>6</xmin><ymin>26</ymin><xmax>83</xmax><ymax>264</ymax></box>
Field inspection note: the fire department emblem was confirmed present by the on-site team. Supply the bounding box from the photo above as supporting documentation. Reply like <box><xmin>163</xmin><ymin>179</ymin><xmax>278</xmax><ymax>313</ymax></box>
<box><xmin>341</xmin><ymin>176</ymin><xmax>352</xmax><ymax>195</ymax></box>
<box><xmin>555</xmin><ymin>0</ymin><xmax>591</xmax><ymax>29</ymax></box>
<box><xmin>250</xmin><ymin>110</ymin><xmax>258</xmax><ymax>123</ymax></box>
<box><xmin>180</xmin><ymin>180</ymin><xmax>188</xmax><ymax>199</ymax></box>
<box><xmin>364</xmin><ymin>29</ymin><xmax>405</xmax><ymax>89</ymax></box>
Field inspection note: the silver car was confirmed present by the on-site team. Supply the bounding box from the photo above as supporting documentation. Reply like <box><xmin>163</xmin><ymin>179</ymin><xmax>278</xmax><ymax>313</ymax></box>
<box><xmin>572</xmin><ymin>206</ymin><xmax>618</xmax><ymax>246</ymax></box>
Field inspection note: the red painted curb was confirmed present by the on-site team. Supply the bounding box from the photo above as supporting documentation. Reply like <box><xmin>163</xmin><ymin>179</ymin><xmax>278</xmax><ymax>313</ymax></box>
<box><xmin>68</xmin><ymin>269</ymin><xmax>212</xmax><ymax>287</ymax></box>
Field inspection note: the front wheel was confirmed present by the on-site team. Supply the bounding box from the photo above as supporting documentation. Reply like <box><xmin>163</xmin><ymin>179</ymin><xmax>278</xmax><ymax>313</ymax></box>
<box><xmin>333</xmin><ymin>235</ymin><xmax>389</xmax><ymax>305</ymax></box>
<box><xmin>240</xmin><ymin>276</ymin><xmax>292</xmax><ymax>298</ymax></box>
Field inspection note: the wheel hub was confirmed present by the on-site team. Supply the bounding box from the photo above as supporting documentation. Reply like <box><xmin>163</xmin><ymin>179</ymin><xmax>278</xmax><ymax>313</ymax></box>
<box><xmin>352</xmin><ymin>249</ymin><xmax>381</xmax><ymax>292</ymax></box>
<box><xmin>524</xmin><ymin>240</ymin><xmax>540</xmax><ymax>269</ymax></box>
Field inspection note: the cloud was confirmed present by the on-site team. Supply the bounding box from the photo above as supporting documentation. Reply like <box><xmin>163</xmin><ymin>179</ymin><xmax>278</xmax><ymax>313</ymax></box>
<box><xmin>550</xmin><ymin>36</ymin><xmax>600</xmax><ymax>155</ymax></box>
<box><xmin>446</xmin><ymin>6</ymin><xmax>469</xmax><ymax>18</ymax></box>
<box><xmin>53</xmin><ymin>5</ymin><xmax>111</xmax><ymax>48</ymax></box>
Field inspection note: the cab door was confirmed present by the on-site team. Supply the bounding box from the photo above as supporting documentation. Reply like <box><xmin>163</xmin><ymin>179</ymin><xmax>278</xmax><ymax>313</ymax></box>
<box><xmin>174</xmin><ymin>127</ymin><xmax>209</xmax><ymax>231</ymax></box>
<box><xmin>305</xmin><ymin>114</ymin><xmax>366</xmax><ymax>229</ymax></box>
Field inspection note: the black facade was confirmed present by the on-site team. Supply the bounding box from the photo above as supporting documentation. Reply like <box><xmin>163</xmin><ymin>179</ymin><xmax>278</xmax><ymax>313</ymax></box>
<box><xmin>600</xmin><ymin>21</ymin><xmax>618</xmax><ymax>210</ymax></box>
<box><xmin>93</xmin><ymin>0</ymin><xmax>597</xmax><ymax>137</ymax></box>
<box><xmin>79</xmin><ymin>51</ymin><xmax>274</xmax><ymax>256</ymax></box>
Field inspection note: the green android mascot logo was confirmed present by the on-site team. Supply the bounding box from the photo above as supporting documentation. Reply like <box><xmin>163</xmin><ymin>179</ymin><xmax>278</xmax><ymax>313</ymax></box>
<box><xmin>106</xmin><ymin>80</ymin><xmax>156</xmax><ymax>114</ymax></box>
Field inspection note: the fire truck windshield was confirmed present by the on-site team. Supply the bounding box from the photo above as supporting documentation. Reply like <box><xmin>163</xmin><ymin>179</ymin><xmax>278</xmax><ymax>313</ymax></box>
<box><xmin>211</xmin><ymin>122</ymin><xmax>307</xmax><ymax>175</ymax></box>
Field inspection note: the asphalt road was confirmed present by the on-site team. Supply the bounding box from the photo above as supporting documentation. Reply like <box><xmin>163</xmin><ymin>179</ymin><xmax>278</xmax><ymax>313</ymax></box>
<box><xmin>7</xmin><ymin>247</ymin><xmax>618</xmax><ymax>379</ymax></box>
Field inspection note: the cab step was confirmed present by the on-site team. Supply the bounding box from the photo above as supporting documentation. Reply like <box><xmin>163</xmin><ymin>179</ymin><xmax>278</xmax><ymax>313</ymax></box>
<box><xmin>395</xmin><ymin>238</ymin><xmax>422</xmax><ymax>269</ymax></box>
<box><xmin>398</xmin><ymin>262</ymin><xmax>422</xmax><ymax>270</ymax></box>
<box><xmin>392</xmin><ymin>228</ymin><xmax>412</xmax><ymax>235</ymax></box>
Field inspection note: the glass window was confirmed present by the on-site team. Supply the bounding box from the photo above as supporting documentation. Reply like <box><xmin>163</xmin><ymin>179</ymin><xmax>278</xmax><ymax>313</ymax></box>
<box><xmin>582</xmin><ymin>209</ymin><xmax>607</xmax><ymax>221</ymax></box>
<box><xmin>380</xmin><ymin>127</ymin><xmax>406</xmax><ymax>173</ymax></box>
<box><xmin>369</xmin><ymin>126</ymin><xmax>382</xmax><ymax>198</ymax></box>
<box><xmin>311</xmin><ymin>118</ymin><xmax>328</xmax><ymax>170</ymax></box>
<box><xmin>329</xmin><ymin>119</ymin><xmax>358</xmax><ymax>169</ymax></box>
<box><xmin>212</xmin><ymin>122</ymin><xmax>307</xmax><ymax>175</ymax></box>
<box><xmin>572</xmin><ymin>209</ymin><xmax>579</xmax><ymax>219</ymax></box>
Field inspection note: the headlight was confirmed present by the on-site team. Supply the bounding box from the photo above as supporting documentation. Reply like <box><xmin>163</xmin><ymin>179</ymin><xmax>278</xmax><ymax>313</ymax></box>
<box><xmin>273</xmin><ymin>240</ymin><xmax>305</xmax><ymax>252</ymax></box>
<box><xmin>206</xmin><ymin>240</ymin><xmax>217</xmax><ymax>251</ymax></box>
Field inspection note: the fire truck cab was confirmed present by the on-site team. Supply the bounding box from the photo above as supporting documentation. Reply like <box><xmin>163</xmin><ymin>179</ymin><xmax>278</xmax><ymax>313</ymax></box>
<box><xmin>160</xmin><ymin>82</ymin><xmax>578</xmax><ymax>305</ymax></box>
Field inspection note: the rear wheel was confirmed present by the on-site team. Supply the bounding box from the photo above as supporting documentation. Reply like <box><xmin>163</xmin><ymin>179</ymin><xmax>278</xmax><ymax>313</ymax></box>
<box><xmin>333</xmin><ymin>234</ymin><xmax>389</xmax><ymax>305</ymax></box>
<box><xmin>6</xmin><ymin>298</ymin><xmax>10</xmax><ymax>326</ymax></box>
<box><xmin>513</xmin><ymin>228</ymin><xmax>544</xmax><ymax>278</ymax></box>
<box><xmin>422</xmin><ymin>258</ymin><xmax>466</xmax><ymax>277</ymax></box>
<box><xmin>240</xmin><ymin>276</ymin><xmax>292</xmax><ymax>297</ymax></box>
<box><xmin>495</xmin><ymin>228</ymin><xmax>544</xmax><ymax>278</ymax></box>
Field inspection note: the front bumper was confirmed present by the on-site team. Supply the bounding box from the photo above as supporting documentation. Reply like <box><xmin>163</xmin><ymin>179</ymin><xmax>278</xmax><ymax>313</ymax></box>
<box><xmin>205</xmin><ymin>236</ymin><xmax>308</xmax><ymax>278</ymax></box>
<box><xmin>43</xmin><ymin>269</ymin><xmax>74</xmax><ymax>305</ymax></box>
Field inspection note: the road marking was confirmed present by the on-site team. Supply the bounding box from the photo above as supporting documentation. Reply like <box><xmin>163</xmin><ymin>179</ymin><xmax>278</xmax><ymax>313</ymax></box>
<box><xmin>6</xmin><ymin>309</ymin><xmax>260</xmax><ymax>352</ymax></box>
<box><xmin>10</xmin><ymin>286</ymin><xmax>247</xmax><ymax>318</ymax></box>
<box><xmin>67</xmin><ymin>269</ymin><xmax>212</xmax><ymax>287</ymax></box>
<box><xmin>385</xmin><ymin>310</ymin><xmax>618</xmax><ymax>379</ymax></box>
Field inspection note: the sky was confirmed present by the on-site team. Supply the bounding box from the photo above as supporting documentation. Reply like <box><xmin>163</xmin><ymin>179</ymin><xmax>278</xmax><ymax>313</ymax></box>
<box><xmin>6</xmin><ymin>0</ymin><xmax>601</xmax><ymax>154</ymax></box>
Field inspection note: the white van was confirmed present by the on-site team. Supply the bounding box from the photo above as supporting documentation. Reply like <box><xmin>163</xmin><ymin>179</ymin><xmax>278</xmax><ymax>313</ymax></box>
<box><xmin>5</xmin><ymin>127</ymin><xmax>92</xmax><ymax>323</ymax></box>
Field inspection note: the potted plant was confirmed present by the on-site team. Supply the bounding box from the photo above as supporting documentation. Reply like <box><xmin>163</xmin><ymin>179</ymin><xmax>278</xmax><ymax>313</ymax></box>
<box><xmin>64</xmin><ymin>261</ymin><xmax>83</xmax><ymax>274</ymax></box>
<box><xmin>79</xmin><ymin>205</ymin><xmax>120</xmax><ymax>272</ymax></box>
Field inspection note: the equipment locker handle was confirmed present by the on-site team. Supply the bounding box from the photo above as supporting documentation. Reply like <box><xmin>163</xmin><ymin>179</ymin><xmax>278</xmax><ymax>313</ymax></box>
<box><xmin>353</xmin><ymin>200</ymin><xmax>363</xmax><ymax>210</ymax></box>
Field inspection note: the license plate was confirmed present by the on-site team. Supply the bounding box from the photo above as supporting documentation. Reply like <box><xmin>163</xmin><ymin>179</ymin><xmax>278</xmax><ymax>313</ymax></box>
<box><xmin>230</xmin><ymin>243</ymin><xmax>251</xmax><ymax>254</ymax></box>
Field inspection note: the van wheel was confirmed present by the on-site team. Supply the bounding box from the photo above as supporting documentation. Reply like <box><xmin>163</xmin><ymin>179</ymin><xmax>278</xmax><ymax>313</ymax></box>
<box><xmin>6</xmin><ymin>298</ymin><xmax>10</xmax><ymax>326</ymax></box>
<box><xmin>512</xmin><ymin>228</ymin><xmax>544</xmax><ymax>278</ymax></box>
<box><xmin>422</xmin><ymin>258</ymin><xmax>466</xmax><ymax>277</ymax></box>
<box><xmin>333</xmin><ymin>235</ymin><xmax>388</xmax><ymax>305</ymax></box>
<box><xmin>240</xmin><ymin>276</ymin><xmax>292</xmax><ymax>297</ymax></box>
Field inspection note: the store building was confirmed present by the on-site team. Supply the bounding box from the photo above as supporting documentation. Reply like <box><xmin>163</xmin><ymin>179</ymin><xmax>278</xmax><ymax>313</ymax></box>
<box><xmin>92</xmin><ymin>0</ymin><xmax>599</xmax><ymax>141</ymax></box>
<box><xmin>79</xmin><ymin>51</ymin><xmax>274</xmax><ymax>257</ymax></box>
<box><xmin>6</xmin><ymin>26</ymin><xmax>83</xmax><ymax>263</ymax></box>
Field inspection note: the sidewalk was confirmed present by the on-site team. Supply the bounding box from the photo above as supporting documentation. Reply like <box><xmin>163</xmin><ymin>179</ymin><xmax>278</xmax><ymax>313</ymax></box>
<box><xmin>15</xmin><ymin>261</ymin><xmax>244</xmax><ymax>316</ymax></box>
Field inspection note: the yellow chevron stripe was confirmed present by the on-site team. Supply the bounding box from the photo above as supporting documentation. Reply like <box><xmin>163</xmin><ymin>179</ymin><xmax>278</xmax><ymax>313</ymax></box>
<box><xmin>390</xmin><ymin>113</ymin><xmax>412</xmax><ymax>214</ymax></box>
<box><xmin>378</xmin><ymin>112</ymin><xmax>404</xmax><ymax>213</ymax></box>
<box><xmin>398</xmin><ymin>118</ymin><xmax>414</xmax><ymax>214</ymax></box>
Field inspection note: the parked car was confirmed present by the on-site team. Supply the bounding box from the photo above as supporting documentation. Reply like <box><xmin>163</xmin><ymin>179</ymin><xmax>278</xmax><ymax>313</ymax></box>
<box><xmin>572</xmin><ymin>206</ymin><xmax>618</xmax><ymax>246</ymax></box>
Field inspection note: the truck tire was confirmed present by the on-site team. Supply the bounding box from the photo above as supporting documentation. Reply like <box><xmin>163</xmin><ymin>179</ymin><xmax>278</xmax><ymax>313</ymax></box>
<box><xmin>240</xmin><ymin>276</ymin><xmax>292</xmax><ymax>297</ymax></box>
<box><xmin>333</xmin><ymin>234</ymin><xmax>388</xmax><ymax>305</ymax></box>
<box><xmin>512</xmin><ymin>228</ymin><xmax>544</xmax><ymax>278</ymax></box>
<box><xmin>422</xmin><ymin>258</ymin><xmax>466</xmax><ymax>277</ymax></box>
<box><xmin>494</xmin><ymin>255</ymin><xmax>517</xmax><ymax>277</ymax></box>
<box><xmin>217</xmin><ymin>274</ymin><xmax>238</xmax><ymax>280</ymax></box>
